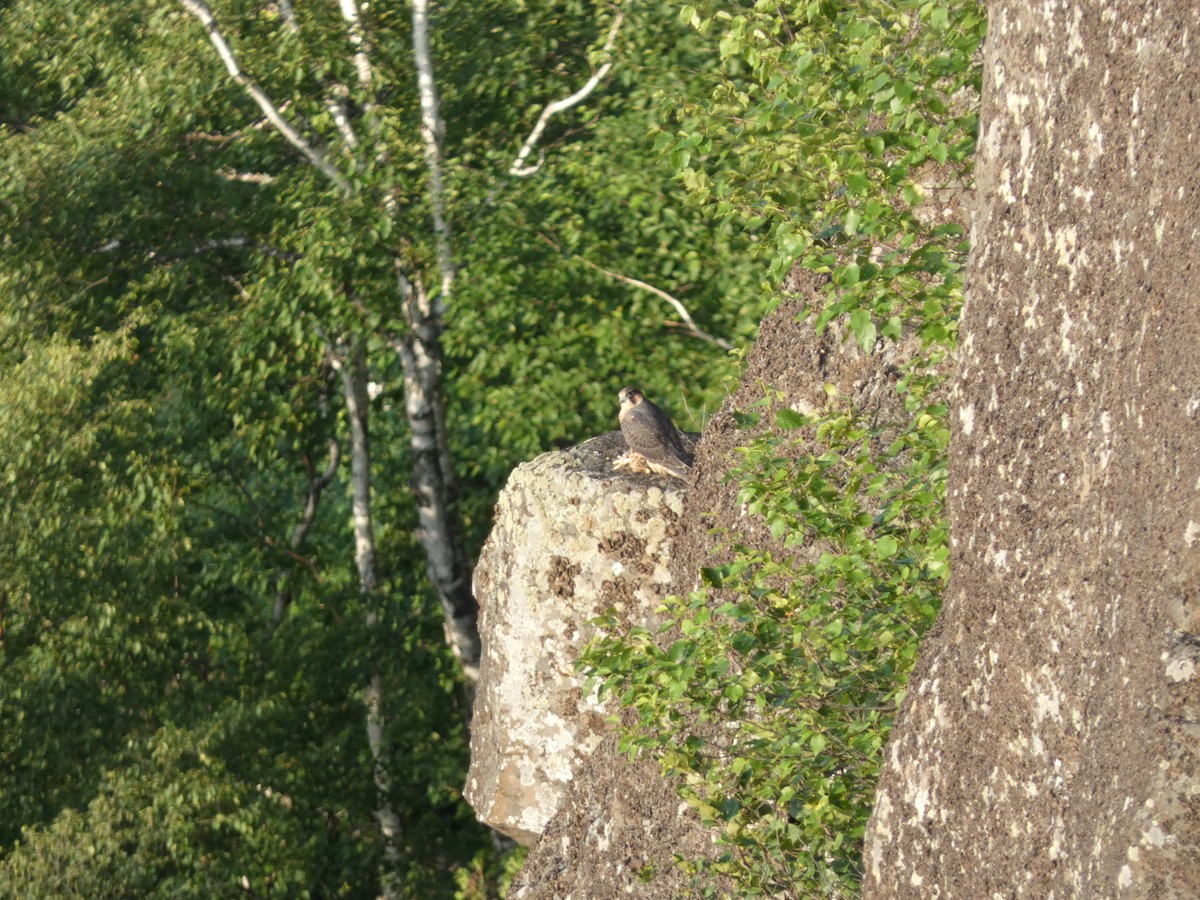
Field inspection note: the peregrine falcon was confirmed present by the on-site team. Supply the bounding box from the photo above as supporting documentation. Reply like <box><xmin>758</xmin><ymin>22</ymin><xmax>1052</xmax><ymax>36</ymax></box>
<box><xmin>616</xmin><ymin>386</ymin><xmax>694</xmax><ymax>480</ymax></box>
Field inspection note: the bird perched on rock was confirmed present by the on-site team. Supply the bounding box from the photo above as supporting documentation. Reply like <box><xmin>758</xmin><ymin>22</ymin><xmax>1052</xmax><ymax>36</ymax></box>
<box><xmin>616</xmin><ymin>386</ymin><xmax>694</xmax><ymax>480</ymax></box>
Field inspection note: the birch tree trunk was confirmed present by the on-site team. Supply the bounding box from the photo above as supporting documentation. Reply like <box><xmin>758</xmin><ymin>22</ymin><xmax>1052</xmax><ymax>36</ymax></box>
<box><xmin>336</xmin><ymin>0</ymin><xmax>480</xmax><ymax>678</ymax></box>
<box><xmin>175</xmin><ymin>16</ymin><xmax>481</xmax><ymax>892</ymax></box>
<box><xmin>339</xmin><ymin>345</ymin><xmax>405</xmax><ymax>899</ymax></box>
<box><xmin>393</xmin><ymin>274</ymin><xmax>481</xmax><ymax>678</ymax></box>
<box><xmin>398</xmin><ymin>0</ymin><xmax>481</xmax><ymax>677</ymax></box>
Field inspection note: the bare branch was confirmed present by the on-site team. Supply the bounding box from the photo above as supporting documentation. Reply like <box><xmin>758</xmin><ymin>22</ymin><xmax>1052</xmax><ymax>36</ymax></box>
<box><xmin>509</xmin><ymin>8</ymin><xmax>625</xmax><ymax>177</ymax></box>
<box><xmin>217</xmin><ymin>168</ymin><xmax>277</xmax><ymax>185</ymax></box>
<box><xmin>186</xmin><ymin>105</ymin><xmax>297</xmax><ymax>145</ymax></box>
<box><xmin>176</xmin><ymin>0</ymin><xmax>352</xmax><ymax>194</ymax></box>
<box><xmin>93</xmin><ymin>236</ymin><xmax>298</xmax><ymax>262</ymax></box>
<box><xmin>271</xmin><ymin>436</ymin><xmax>340</xmax><ymax>629</ymax></box>
<box><xmin>574</xmin><ymin>251</ymin><xmax>734</xmax><ymax>351</ymax></box>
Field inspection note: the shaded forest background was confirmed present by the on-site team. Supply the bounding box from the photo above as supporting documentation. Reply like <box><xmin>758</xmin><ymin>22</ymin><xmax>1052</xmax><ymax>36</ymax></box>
<box><xmin>0</xmin><ymin>0</ymin><xmax>981</xmax><ymax>896</ymax></box>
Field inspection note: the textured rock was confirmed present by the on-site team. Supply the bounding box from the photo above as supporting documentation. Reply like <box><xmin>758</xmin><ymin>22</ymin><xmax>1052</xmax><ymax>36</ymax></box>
<box><xmin>465</xmin><ymin>431</ymin><xmax>688</xmax><ymax>845</ymax></box>
<box><xmin>669</xmin><ymin>281</ymin><xmax>937</xmax><ymax>597</ymax></box>
<box><xmin>509</xmin><ymin>732</ymin><xmax>721</xmax><ymax>899</ymax></box>
<box><xmin>863</xmin><ymin>4</ymin><xmax>1200</xmax><ymax>897</ymax></box>
<box><xmin>498</xmin><ymin>59</ymin><xmax>973</xmax><ymax>900</ymax></box>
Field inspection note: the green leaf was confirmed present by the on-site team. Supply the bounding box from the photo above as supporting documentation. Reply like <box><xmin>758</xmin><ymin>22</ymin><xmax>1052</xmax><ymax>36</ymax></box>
<box><xmin>775</xmin><ymin>408</ymin><xmax>808</xmax><ymax>430</ymax></box>
<box><xmin>850</xmin><ymin>309</ymin><xmax>877</xmax><ymax>350</ymax></box>
<box><xmin>846</xmin><ymin>173</ymin><xmax>871</xmax><ymax>195</ymax></box>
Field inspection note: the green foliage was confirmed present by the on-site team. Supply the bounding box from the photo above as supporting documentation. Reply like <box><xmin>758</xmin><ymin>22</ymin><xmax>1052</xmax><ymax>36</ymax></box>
<box><xmin>0</xmin><ymin>0</ymin><xmax>761</xmax><ymax>894</ymax></box>
<box><xmin>0</xmin><ymin>313</ymin><xmax>481</xmax><ymax>893</ymax></box>
<box><xmin>582</xmin><ymin>0</ymin><xmax>983</xmax><ymax>895</ymax></box>
<box><xmin>443</xmin><ymin>0</ymin><xmax>765</xmax><ymax>525</ymax></box>
<box><xmin>586</xmin><ymin>393</ymin><xmax>948</xmax><ymax>895</ymax></box>
<box><xmin>454</xmin><ymin>845</ymin><xmax>528</xmax><ymax>900</ymax></box>
<box><xmin>664</xmin><ymin>0</ymin><xmax>983</xmax><ymax>344</ymax></box>
<box><xmin>0</xmin><ymin>0</ymin><xmax>983</xmax><ymax>893</ymax></box>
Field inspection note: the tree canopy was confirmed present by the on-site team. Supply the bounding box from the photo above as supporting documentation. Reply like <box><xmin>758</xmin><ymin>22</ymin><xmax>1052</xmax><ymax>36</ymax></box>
<box><xmin>1</xmin><ymin>0</ymin><xmax>758</xmax><ymax>895</ymax></box>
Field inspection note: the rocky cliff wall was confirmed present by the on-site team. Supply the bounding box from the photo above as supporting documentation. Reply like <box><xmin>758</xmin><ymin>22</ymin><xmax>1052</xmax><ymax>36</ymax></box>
<box><xmin>863</xmin><ymin>4</ymin><xmax>1200</xmax><ymax>896</ymax></box>
<box><xmin>507</xmin><ymin>273</ymin><xmax>938</xmax><ymax>897</ymax></box>
<box><xmin>466</xmin><ymin>8</ymin><xmax>1200</xmax><ymax>896</ymax></box>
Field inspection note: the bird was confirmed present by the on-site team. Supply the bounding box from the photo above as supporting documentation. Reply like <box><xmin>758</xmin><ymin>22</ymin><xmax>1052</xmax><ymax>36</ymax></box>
<box><xmin>616</xmin><ymin>386</ymin><xmax>694</xmax><ymax>481</ymax></box>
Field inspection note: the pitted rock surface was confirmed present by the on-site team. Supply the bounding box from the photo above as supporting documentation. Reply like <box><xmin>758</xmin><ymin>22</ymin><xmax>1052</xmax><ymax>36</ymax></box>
<box><xmin>864</xmin><ymin>4</ymin><xmax>1200</xmax><ymax>897</ymax></box>
<box><xmin>465</xmin><ymin>432</ymin><xmax>687</xmax><ymax>845</ymax></box>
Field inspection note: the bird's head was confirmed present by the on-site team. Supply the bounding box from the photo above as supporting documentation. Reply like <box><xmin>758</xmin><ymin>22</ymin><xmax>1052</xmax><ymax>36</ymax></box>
<box><xmin>618</xmin><ymin>387</ymin><xmax>644</xmax><ymax>410</ymax></box>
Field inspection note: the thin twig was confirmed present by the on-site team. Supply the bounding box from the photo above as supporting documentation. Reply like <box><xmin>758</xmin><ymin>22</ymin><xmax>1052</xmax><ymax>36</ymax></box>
<box><xmin>272</xmin><ymin>437</ymin><xmax>341</xmax><ymax>628</ymax></box>
<box><xmin>539</xmin><ymin>234</ymin><xmax>734</xmax><ymax>351</ymax></box>
<box><xmin>588</xmin><ymin>262</ymin><xmax>733</xmax><ymax>350</ymax></box>
<box><xmin>218</xmin><ymin>168</ymin><xmax>278</xmax><ymax>184</ymax></box>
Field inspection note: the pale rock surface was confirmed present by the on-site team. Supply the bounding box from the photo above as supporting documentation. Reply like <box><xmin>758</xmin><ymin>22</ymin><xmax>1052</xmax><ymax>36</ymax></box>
<box><xmin>465</xmin><ymin>431</ymin><xmax>687</xmax><ymax>845</ymax></box>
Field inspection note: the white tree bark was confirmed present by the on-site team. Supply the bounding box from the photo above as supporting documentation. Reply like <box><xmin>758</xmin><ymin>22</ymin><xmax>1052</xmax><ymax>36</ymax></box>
<box><xmin>177</xmin><ymin>3</ymin><xmax>482</xmax><ymax>892</ymax></box>
<box><xmin>391</xmin><ymin>275</ymin><xmax>480</xmax><ymax>677</ymax></box>
<box><xmin>339</xmin><ymin>346</ymin><xmax>404</xmax><ymax>899</ymax></box>
<box><xmin>338</xmin><ymin>0</ymin><xmax>374</xmax><ymax>98</ymax></box>
<box><xmin>181</xmin><ymin>0</ymin><xmax>481</xmax><ymax>673</ymax></box>
<box><xmin>411</xmin><ymin>0</ymin><xmax>455</xmax><ymax>312</ymax></box>
<box><xmin>405</xmin><ymin>0</ymin><xmax>481</xmax><ymax>677</ymax></box>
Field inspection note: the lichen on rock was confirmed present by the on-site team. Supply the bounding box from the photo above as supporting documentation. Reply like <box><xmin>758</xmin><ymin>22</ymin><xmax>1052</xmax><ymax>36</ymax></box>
<box><xmin>465</xmin><ymin>431</ymin><xmax>688</xmax><ymax>845</ymax></box>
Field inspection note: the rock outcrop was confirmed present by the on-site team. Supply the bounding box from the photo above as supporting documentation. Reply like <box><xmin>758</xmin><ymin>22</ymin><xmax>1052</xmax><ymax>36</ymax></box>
<box><xmin>470</xmin><ymin>100</ymin><xmax>973</xmax><ymax>900</ymax></box>
<box><xmin>863</xmin><ymin>4</ymin><xmax>1200</xmax><ymax>897</ymax></box>
<box><xmin>465</xmin><ymin>431</ymin><xmax>688</xmax><ymax>846</ymax></box>
<box><xmin>508</xmin><ymin>274</ymin><xmax>936</xmax><ymax>897</ymax></box>
<box><xmin>468</xmin><ymin>8</ymin><xmax>1200</xmax><ymax>897</ymax></box>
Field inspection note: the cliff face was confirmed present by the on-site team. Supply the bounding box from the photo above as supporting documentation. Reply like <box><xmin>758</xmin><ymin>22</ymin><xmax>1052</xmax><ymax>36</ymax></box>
<box><xmin>863</xmin><ymin>4</ymin><xmax>1200</xmax><ymax>897</ymax></box>
<box><xmin>469</xmin><ymin>8</ymin><xmax>1199</xmax><ymax>896</ymax></box>
<box><xmin>473</xmin><ymin>275</ymin><xmax>934</xmax><ymax>896</ymax></box>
